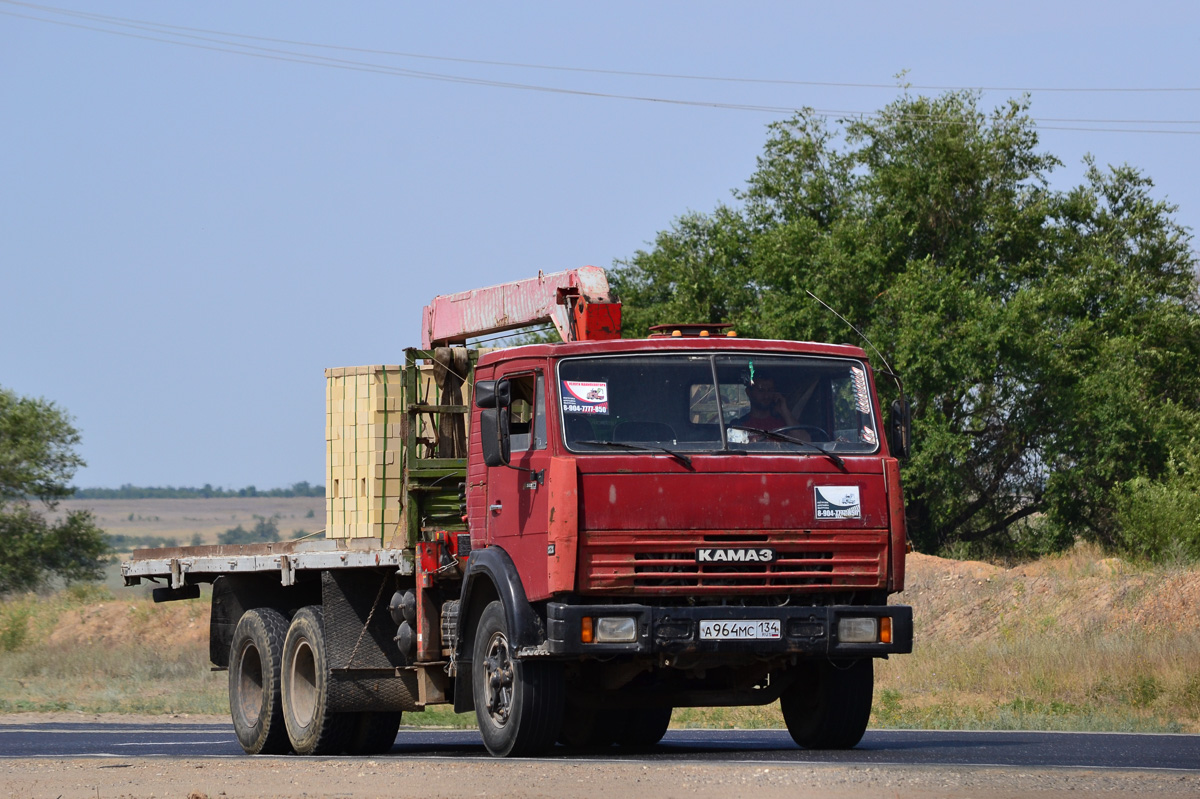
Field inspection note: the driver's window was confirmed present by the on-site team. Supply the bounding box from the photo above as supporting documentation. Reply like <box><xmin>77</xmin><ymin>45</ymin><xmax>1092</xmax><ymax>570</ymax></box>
<box><xmin>507</xmin><ymin>373</ymin><xmax>546</xmax><ymax>453</ymax></box>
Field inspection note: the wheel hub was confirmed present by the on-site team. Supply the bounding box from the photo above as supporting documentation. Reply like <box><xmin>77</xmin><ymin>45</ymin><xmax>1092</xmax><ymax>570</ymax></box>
<box><xmin>482</xmin><ymin>632</ymin><xmax>514</xmax><ymax>726</ymax></box>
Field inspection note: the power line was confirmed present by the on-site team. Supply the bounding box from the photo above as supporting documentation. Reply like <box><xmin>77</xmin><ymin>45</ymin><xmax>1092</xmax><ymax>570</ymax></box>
<box><xmin>7</xmin><ymin>0</ymin><xmax>1200</xmax><ymax>96</ymax></box>
<box><xmin>4</xmin><ymin>1</ymin><xmax>1199</xmax><ymax>136</ymax></box>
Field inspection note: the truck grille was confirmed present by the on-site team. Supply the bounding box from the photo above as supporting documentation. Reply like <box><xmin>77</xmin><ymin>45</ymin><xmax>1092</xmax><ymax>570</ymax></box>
<box><xmin>578</xmin><ymin>531</ymin><xmax>887</xmax><ymax>595</ymax></box>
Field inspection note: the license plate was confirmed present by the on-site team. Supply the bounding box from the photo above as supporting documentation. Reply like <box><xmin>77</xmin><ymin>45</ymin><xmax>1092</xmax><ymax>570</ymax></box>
<box><xmin>699</xmin><ymin>619</ymin><xmax>781</xmax><ymax>640</ymax></box>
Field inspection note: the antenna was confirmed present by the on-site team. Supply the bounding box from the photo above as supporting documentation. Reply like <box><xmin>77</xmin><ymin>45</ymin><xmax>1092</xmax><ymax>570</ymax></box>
<box><xmin>804</xmin><ymin>290</ymin><xmax>896</xmax><ymax>379</ymax></box>
<box><xmin>806</xmin><ymin>289</ymin><xmax>911</xmax><ymax>458</ymax></box>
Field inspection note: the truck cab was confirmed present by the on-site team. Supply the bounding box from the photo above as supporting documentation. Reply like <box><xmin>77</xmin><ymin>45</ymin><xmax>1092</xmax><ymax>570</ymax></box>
<box><xmin>459</xmin><ymin>335</ymin><xmax>911</xmax><ymax>754</ymax></box>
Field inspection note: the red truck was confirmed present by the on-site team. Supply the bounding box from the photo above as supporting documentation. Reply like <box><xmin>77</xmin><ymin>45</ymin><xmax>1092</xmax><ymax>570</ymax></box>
<box><xmin>123</xmin><ymin>266</ymin><xmax>913</xmax><ymax>758</ymax></box>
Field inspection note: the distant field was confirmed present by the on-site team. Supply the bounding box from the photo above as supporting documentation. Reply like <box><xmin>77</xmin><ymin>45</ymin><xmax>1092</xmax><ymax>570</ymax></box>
<box><xmin>56</xmin><ymin>497</ymin><xmax>326</xmax><ymax>551</ymax></box>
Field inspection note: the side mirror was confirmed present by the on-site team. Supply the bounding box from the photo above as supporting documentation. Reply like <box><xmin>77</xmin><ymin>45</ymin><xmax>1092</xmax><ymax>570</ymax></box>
<box><xmin>495</xmin><ymin>379</ymin><xmax>512</xmax><ymax>409</ymax></box>
<box><xmin>889</xmin><ymin>399</ymin><xmax>912</xmax><ymax>459</ymax></box>
<box><xmin>475</xmin><ymin>380</ymin><xmax>497</xmax><ymax>409</ymax></box>
<box><xmin>478</xmin><ymin>379</ymin><xmax>513</xmax><ymax>467</ymax></box>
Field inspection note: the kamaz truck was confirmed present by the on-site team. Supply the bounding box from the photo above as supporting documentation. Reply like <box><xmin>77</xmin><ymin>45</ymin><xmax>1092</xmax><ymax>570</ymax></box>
<box><xmin>123</xmin><ymin>266</ymin><xmax>913</xmax><ymax>757</ymax></box>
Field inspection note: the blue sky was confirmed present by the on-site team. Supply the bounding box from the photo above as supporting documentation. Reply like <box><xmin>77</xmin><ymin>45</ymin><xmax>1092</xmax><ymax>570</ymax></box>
<box><xmin>2</xmin><ymin>1</ymin><xmax>1197</xmax><ymax>490</ymax></box>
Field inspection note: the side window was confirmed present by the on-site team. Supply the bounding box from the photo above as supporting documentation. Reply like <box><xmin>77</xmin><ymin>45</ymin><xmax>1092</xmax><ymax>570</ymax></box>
<box><xmin>506</xmin><ymin>373</ymin><xmax>547</xmax><ymax>453</ymax></box>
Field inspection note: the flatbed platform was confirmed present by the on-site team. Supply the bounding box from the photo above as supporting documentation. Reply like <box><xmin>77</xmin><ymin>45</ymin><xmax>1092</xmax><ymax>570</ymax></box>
<box><xmin>122</xmin><ymin>537</ymin><xmax>412</xmax><ymax>589</ymax></box>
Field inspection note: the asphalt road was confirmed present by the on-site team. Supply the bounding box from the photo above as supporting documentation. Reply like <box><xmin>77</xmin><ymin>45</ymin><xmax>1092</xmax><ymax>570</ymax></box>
<box><xmin>0</xmin><ymin>721</ymin><xmax>1196</xmax><ymax>771</ymax></box>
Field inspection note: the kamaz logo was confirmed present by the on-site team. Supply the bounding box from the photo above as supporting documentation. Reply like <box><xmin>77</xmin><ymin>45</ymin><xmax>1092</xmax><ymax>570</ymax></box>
<box><xmin>696</xmin><ymin>548</ymin><xmax>776</xmax><ymax>563</ymax></box>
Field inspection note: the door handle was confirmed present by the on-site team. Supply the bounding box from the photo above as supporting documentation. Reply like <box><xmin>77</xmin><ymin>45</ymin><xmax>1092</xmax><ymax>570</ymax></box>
<box><xmin>489</xmin><ymin>503</ymin><xmax>503</xmax><ymax>513</ymax></box>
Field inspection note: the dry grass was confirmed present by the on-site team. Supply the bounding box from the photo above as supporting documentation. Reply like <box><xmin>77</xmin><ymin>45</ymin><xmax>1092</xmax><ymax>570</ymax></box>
<box><xmin>2</xmin><ymin>545</ymin><xmax>1198</xmax><ymax>732</ymax></box>
<box><xmin>0</xmin><ymin>584</ymin><xmax>226</xmax><ymax>715</ymax></box>
<box><xmin>864</xmin><ymin>544</ymin><xmax>1200</xmax><ymax>733</ymax></box>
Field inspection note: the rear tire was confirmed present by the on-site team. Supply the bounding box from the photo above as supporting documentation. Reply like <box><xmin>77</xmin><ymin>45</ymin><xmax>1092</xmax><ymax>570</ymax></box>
<box><xmin>472</xmin><ymin>600</ymin><xmax>564</xmax><ymax>757</ymax></box>
<box><xmin>281</xmin><ymin>606</ymin><xmax>353</xmax><ymax>755</ymax></box>
<box><xmin>781</xmin><ymin>659</ymin><xmax>873</xmax><ymax>749</ymax></box>
<box><xmin>228</xmin><ymin>608</ymin><xmax>291</xmax><ymax>755</ymax></box>
<box><xmin>345</xmin><ymin>711</ymin><xmax>403</xmax><ymax>755</ymax></box>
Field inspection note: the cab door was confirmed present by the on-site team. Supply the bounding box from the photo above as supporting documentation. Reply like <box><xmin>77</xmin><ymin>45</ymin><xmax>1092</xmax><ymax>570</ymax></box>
<box><xmin>485</xmin><ymin>367</ymin><xmax>552</xmax><ymax>600</ymax></box>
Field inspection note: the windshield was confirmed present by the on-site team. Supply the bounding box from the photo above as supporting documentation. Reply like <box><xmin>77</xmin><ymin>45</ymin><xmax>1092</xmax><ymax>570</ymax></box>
<box><xmin>558</xmin><ymin>353</ymin><xmax>880</xmax><ymax>454</ymax></box>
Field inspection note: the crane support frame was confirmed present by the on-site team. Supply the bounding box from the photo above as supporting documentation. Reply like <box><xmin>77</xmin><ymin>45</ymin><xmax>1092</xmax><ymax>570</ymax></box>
<box><xmin>421</xmin><ymin>265</ymin><xmax>621</xmax><ymax>348</ymax></box>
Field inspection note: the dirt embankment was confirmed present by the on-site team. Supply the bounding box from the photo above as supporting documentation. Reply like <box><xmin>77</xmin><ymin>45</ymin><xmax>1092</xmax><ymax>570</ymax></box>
<box><xmin>902</xmin><ymin>549</ymin><xmax>1200</xmax><ymax>641</ymax></box>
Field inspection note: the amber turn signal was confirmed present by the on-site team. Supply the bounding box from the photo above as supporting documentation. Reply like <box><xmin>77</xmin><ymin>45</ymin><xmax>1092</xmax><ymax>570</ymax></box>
<box><xmin>581</xmin><ymin>616</ymin><xmax>594</xmax><ymax>643</ymax></box>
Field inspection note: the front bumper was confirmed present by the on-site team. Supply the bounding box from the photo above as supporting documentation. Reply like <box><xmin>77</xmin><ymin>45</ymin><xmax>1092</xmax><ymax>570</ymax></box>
<box><xmin>544</xmin><ymin>602</ymin><xmax>913</xmax><ymax>658</ymax></box>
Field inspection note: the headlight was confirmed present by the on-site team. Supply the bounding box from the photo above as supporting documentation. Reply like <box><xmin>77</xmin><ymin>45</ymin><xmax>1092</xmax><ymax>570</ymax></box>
<box><xmin>594</xmin><ymin>616</ymin><xmax>638</xmax><ymax>643</ymax></box>
<box><xmin>838</xmin><ymin>617</ymin><xmax>878</xmax><ymax>643</ymax></box>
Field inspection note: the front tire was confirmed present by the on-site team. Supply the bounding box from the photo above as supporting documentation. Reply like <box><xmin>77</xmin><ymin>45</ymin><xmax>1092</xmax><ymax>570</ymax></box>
<box><xmin>228</xmin><ymin>608</ymin><xmax>291</xmax><ymax>754</ymax></box>
<box><xmin>781</xmin><ymin>659</ymin><xmax>873</xmax><ymax>749</ymax></box>
<box><xmin>472</xmin><ymin>600</ymin><xmax>564</xmax><ymax>757</ymax></box>
<box><xmin>281</xmin><ymin>606</ymin><xmax>352</xmax><ymax>755</ymax></box>
<box><xmin>558</xmin><ymin>701</ymin><xmax>616</xmax><ymax>749</ymax></box>
<box><xmin>613</xmin><ymin>706</ymin><xmax>672</xmax><ymax>749</ymax></box>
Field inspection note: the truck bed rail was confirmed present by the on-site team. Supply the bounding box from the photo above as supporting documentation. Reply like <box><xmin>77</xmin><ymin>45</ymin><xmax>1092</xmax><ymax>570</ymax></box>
<box><xmin>122</xmin><ymin>538</ymin><xmax>413</xmax><ymax>589</ymax></box>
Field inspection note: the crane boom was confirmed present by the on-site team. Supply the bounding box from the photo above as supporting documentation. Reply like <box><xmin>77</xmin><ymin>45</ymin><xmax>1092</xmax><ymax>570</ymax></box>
<box><xmin>420</xmin><ymin>265</ymin><xmax>621</xmax><ymax>348</ymax></box>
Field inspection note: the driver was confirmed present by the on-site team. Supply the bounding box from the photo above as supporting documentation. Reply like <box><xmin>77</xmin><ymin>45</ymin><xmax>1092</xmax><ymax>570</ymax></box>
<box><xmin>734</xmin><ymin>374</ymin><xmax>798</xmax><ymax>432</ymax></box>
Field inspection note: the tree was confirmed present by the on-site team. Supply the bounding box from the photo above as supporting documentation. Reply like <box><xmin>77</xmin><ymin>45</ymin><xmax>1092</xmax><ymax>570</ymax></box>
<box><xmin>219</xmin><ymin>515</ymin><xmax>280</xmax><ymax>545</ymax></box>
<box><xmin>612</xmin><ymin>91</ymin><xmax>1200</xmax><ymax>557</ymax></box>
<box><xmin>0</xmin><ymin>386</ymin><xmax>107</xmax><ymax>593</ymax></box>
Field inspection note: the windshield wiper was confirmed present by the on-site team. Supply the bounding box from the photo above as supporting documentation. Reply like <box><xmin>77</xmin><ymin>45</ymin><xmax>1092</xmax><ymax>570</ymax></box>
<box><xmin>574</xmin><ymin>440</ymin><xmax>694</xmax><ymax>470</ymax></box>
<box><xmin>725</xmin><ymin>425</ymin><xmax>847</xmax><ymax>472</ymax></box>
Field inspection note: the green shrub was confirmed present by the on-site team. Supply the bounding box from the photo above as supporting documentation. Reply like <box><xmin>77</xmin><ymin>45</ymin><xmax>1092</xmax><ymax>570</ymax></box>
<box><xmin>0</xmin><ymin>606</ymin><xmax>31</xmax><ymax>652</ymax></box>
<box><xmin>1116</xmin><ymin>454</ymin><xmax>1200</xmax><ymax>562</ymax></box>
<box><xmin>218</xmin><ymin>515</ymin><xmax>280</xmax><ymax>545</ymax></box>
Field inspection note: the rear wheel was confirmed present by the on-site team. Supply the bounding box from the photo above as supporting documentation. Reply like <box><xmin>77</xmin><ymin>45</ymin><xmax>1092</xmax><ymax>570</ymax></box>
<box><xmin>281</xmin><ymin>606</ymin><xmax>352</xmax><ymax>755</ymax></box>
<box><xmin>345</xmin><ymin>712</ymin><xmax>403</xmax><ymax>755</ymax></box>
<box><xmin>472</xmin><ymin>600</ymin><xmax>564</xmax><ymax>757</ymax></box>
<box><xmin>228</xmin><ymin>608</ymin><xmax>291</xmax><ymax>754</ymax></box>
<box><xmin>781</xmin><ymin>659</ymin><xmax>873</xmax><ymax>749</ymax></box>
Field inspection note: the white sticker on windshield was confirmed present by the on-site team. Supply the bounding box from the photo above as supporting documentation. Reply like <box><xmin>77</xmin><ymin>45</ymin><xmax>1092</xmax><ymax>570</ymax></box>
<box><xmin>815</xmin><ymin>486</ymin><xmax>862</xmax><ymax>519</ymax></box>
<box><xmin>561</xmin><ymin>381</ymin><xmax>609</xmax><ymax>415</ymax></box>
<box><xmin>851</xmin><ymin>367</ymin><xmax>871</xmax><ymax>414</ymax></box>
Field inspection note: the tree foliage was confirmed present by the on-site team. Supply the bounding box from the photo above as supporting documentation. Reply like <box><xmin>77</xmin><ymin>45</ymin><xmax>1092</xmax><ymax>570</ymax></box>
<box><xmin>612</xmin><ymin>92</ymin><xmax>1200</xmax><ymax>556</ymax></box>
<box><xmin>73</xmin><ymin>482</ymin><xmax>325</xmax><ymax>499</ymax></box>
<box><xmin>0</xmin><ymin>386</ymin><xmax>107</xmax><ymax>593</ymax></box>
<box><xmin>218</xmin><ymin>515</ymin><xmax>281</xmax><ymax>545</ymax></box>
<box><xmin>0</xmin><ymin>387</ymin><xmax>85</xmax><ymax>503</ymax></box>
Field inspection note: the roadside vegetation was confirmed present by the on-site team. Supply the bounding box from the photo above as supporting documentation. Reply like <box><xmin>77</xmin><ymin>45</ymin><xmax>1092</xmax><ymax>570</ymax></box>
<box><xmin>0</xmin><ymin>583</ymin><xmax>224</xmax><ymax>715</ymax></box>
<box><xmin>3</xmin><ymin>545</ymin><xmax>1196</xmax><ymax>733</ymax></box>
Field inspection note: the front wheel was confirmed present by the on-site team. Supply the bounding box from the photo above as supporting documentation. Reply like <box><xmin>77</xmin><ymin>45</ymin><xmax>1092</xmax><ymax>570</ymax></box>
<box><xmin>613</xmin><ymin>706</ymin><xmax>672</xmax><ymax>749</ymax></box>
<box><xmin>780</xmin><ymin>659</ymin><xmax>873</xmax><ymax>750</ymax></box>
<box><xmin>472</xmin><ymin>600</ymin><xmax>564</xmax><ymax>757</ymax></box>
